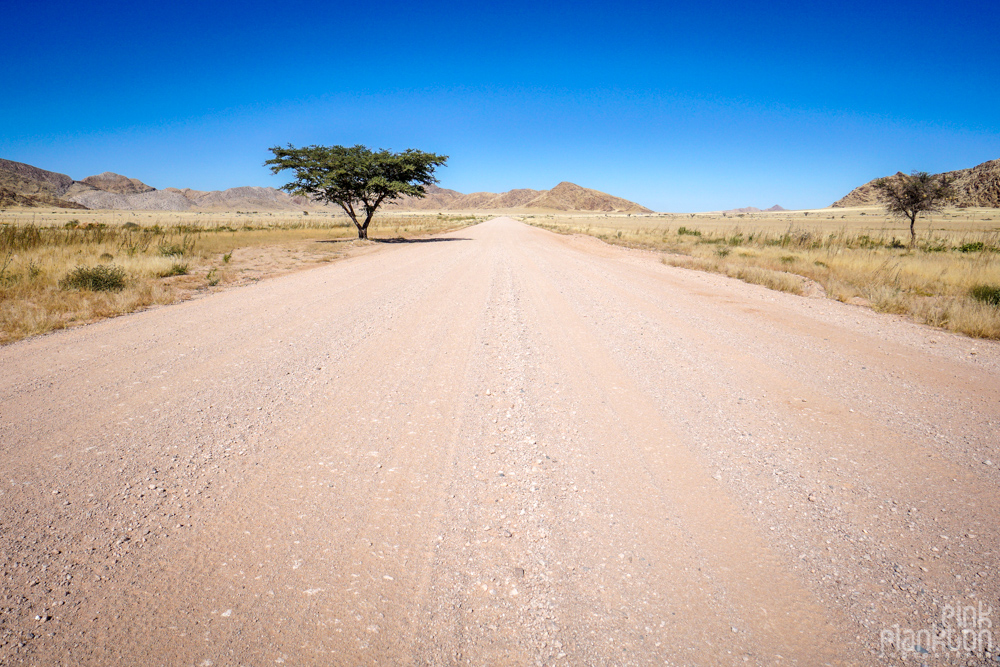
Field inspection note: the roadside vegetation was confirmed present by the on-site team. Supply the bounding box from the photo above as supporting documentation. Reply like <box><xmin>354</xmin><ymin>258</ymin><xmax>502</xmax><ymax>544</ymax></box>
<box><xmin>0</xmin><ymin>210</ymin><xmax>478</xmax><ymax>344</ymax></box>
<box><xmin>526</xmin><ymin>209</ymin><xmax>1000</xmax><ymax>339</ymax></box>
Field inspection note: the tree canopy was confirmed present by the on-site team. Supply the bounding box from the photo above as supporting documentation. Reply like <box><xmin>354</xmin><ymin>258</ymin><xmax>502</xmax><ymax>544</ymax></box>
<box><xmin>265</xmin><ymin>144</ymin><xmax>448</xmax><ymax>239</ymax></box>
<box><xmin>873</xmin><ymin>171</ymin><xmax>954</xmax><ymax>247</ymax></box>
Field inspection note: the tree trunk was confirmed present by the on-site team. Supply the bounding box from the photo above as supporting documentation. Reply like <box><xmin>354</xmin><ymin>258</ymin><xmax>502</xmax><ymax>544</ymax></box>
<box><xmin>909</xmin><ymin>214</ymin><xmax>917</xmax><ymax>248</ymax></box>
<box><xmin>361</xmin><ymin>212</ymin><xmax>374</xmax><ymax>240</ymax></box>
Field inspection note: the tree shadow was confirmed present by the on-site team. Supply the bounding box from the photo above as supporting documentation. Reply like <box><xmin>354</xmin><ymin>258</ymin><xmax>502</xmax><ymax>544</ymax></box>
<box><xmin>316</xmin><ymin>237</ymin><xmax>470</xmax><ymax>245</ymax></box>
<box><xmin>374</xmin><ymin>237</ymin><xmax>471</xmax><ymax>244</ymax></box>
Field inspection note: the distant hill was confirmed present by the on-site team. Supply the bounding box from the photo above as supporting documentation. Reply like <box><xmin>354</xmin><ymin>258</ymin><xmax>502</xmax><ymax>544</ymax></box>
<box><xmin>0</xmin><ymin>159</ymin><xmax>324</xmax><ymax>211</ymax></box>
<box><xmin>80</xmin><ymin>172</ymin><xmax>156</xmax><ymax>195</ymax></box>
<box><xmin>0</xmin><ymin>158</ymin><xmax>653</xmax><ymax>213</ymax></box>
<box><xmin>721</xmin><ymin>205</ymin><xmax>786</xmax><ymax>214</ymax></box>
<box><xmin>0</xmin><ymin>158</ymin><xmax>86</xmax><ymax>208</ymax></box>
<box><xmin>388</xmin><ymin>181</ymin><xmax>652</xmax><ymax>213</ymax></box>
<box><xmin>833</xmin><ymin>158</ymin><xmax>1000</xmax><ymax>208</ymax></box>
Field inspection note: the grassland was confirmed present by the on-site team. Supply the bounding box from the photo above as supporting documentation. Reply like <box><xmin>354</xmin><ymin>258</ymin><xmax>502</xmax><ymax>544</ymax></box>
<box><xmin>0</xmin><ymin>208</ymin><xmax>480</xmax><ymax>344</ymax></box>
<box><xmin>522</xmin><ymin>206</ymin><xmax>1000</xmax><ymax>339</ymax></box>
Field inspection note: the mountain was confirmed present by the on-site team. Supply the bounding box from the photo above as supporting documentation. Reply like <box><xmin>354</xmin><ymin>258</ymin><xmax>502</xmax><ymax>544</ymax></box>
<box><xmin>720</xmin><ymin>205</ymin><xmax>786</xmax><ymax>214</ymax></box>
<box><xmin>0</xmin><ymin>158</ymin><xmax>86</xmax><ymax>209</ymax></box>
<box><xmin>0</xmin><ymin>158</ymin><xmax>653</xmax><ymax>213</ymax></box>
<box><xmin>833</xmin><ymin>158</ymin><xmax>1000</xmax><ymax>208</ymax></box>
<box><xmin>0</xmin><ymin>158</ymin><xmax>323</xmax><ymax>211</ymax></box>
<box><xmin>525</xmin><ymin>182</ymin><xmax>651</xmax><ymax>212</ymax></box>
<box><xmin>80</xmin><ymin>172</ymin><xmax>156</xmax><ymax>195</ymax></box>
<box><xmin>174</xmin><ymin>186</ymin><xmax>314</xmax><ymax>210</ymax></box>
<box><xmin>388</xmin><ymin>182</ymin><xmax>651</xmax><ymax>213</ymax></box>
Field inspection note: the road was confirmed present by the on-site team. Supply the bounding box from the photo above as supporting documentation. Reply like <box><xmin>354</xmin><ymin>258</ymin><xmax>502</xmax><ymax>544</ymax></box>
<box><xmin>2</xmin><ymin>217</ymin><xmax>998</xmax><ymax>665</ymax></box>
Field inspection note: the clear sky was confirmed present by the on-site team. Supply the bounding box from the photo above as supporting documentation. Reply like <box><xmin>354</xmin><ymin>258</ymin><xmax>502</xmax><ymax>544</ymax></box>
<box><xmin>3</xmin><ymin>0</ymin><xmax>998</xmax><ymax>211</ymax></box>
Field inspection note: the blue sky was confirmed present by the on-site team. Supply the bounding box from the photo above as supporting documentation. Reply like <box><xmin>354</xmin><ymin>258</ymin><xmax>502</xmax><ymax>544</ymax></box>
<box><xmin>3</xmin><ymin>0</ymin><xmax>998</xmax><ymax>211</ymax></box>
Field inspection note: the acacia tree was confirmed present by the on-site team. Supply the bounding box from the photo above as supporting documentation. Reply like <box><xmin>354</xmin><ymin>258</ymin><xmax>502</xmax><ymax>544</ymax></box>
<box><xmin>265</xmin><ymin>144</ymin><xmax>448</xmax><ymax>239</ymax></box>
<box><xmin>873</xmin><ymin>171</ymin><xmax>954</xmax><ymax>247</ymax></box>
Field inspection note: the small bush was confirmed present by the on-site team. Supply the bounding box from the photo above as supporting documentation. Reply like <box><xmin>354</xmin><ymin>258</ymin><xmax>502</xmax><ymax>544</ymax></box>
<box><xmin>222</xmin><ymin>252</ymin><xmax>232</xmax><ymax>263</ymax></box>
<box><xmin>60</xmin><ymin>264</ymin><xmax>127</xmax><ymax>291</ymax></box>
<box><xmin>677</xmin><ymin>226</ymin><xmax>701</xmax><ymax>236</ymax></box>
<box><xmin>99</xmin><ymin>252</ymin><xmax>114</xmax><ymax>262</ymax></box>
<box><xmin>959</xmin><ymin>241</ymin><xmax>985</xmax><ymax>253</ymax></box>
<box><xmin>970</xmin><ymin>284</ymin><xmax>1000</xmax><ymax>307</ymax></box>
<box><xmin>160</xmin><ymin>263</ymin><xmax>189</xmax><ymax>277</ymax></box>
<box><xmin>123</xmin><ymin>222</ymin><xmax>141</xmax><ymax>230</ymax></box>
<box><xmin>716</xmin><ymin>247</ymin><xmax>731</xmax><ymax>257</ymax></box>
<box><xmin>158</xmin><ymin>243</ymin><xmax>185</xmax><ymax>256</ymax></box>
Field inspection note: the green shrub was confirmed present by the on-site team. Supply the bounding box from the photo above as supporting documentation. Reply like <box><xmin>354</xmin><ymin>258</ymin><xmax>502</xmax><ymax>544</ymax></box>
<box><xmin>160</xmin><ymin>263</ymin><xmax>189</xmax><ymax>277</ymax></box>
<box><xmin>158</xmin><ymin>243</ymin><xmax>184</xmax><ymax>256</ymax></box>
<box><xmin>959</xmin><ymin>241</ymin><xmax>985</xmax><ymax>253</ymax></box>
<box><xmin>60</xmin><ymin>264</ymin><xmax>127</xmax><ymax>291</ymax></box>
<box><xmin>677</xmin><ymin>226</ymin><xmax>701</xmax><ymax>236</ymax></box>
<box><xmin>970</xmin><ymin>284</ymin><xmax>1000</xmax><ymax>307</ymax></box>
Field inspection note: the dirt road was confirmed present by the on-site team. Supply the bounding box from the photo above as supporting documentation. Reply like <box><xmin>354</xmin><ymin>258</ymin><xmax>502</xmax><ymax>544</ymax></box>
<box><xmin>2</xmin><ymin>218</ymin><xmax>998</xmax><ymax>665</ymax></box>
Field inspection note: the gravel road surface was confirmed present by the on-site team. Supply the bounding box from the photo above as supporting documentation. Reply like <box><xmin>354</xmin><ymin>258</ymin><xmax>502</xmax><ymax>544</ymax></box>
<box><xmin>2</xmin><ymin>218</ymin><xmax>998</xmax><ymax>665</ymax></box>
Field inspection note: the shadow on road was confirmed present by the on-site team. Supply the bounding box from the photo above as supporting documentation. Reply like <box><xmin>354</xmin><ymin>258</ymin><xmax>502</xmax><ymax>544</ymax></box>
<box><xmin>316</xmin><ymin>237</ymin><xmax>471</xmax><ymax>245</ymax></box>
<box><xmin>375</xmin><ymin>237</ymin><xmax>471</xmax><ymax>244</ymax></box>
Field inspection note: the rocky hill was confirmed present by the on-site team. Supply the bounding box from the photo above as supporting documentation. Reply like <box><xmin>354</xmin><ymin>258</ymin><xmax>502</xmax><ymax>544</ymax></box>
<box><xmin>388</xmin><ymin>181</ymin><xmax>651</xmax><ymax>213</ymax></box>
<box><xmin>720</xmin><ymin>205</ymin><xmax>786</xmax><ymax>215</ymax></box>
<box><xmin>0</xmin><ymin>158</ymin><xmax>86</xmax><ymax>208</ymax></box>
<box><xmin>526</xmin><ymin>182</ymin><xmax>650</xmax><ymax>213</ymax></box>
<box><xmin>833</xmin><ymin>158</ymin><xmax>1000</xmax><ymax>208</ymax></box>
<box><xmin>0</xmin><ymin>159</ymin><xmax>319</xmax><ymax>211</ymax></box>
<box><xmin>80</xmin><ymin>172</ymin><xmax>156</xmax><ymax>195</ymax></box>
<box><xmin>0</xmin><ymin>158</ymin><xmax>653</xmax><ymax>213</ymax></box>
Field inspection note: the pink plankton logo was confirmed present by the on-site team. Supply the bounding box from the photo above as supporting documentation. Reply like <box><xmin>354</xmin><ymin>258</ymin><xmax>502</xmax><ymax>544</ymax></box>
<box><xmin>880</xmin><ymin>601</ymin><xmax>993</xmax><ymax>656</ymax></box>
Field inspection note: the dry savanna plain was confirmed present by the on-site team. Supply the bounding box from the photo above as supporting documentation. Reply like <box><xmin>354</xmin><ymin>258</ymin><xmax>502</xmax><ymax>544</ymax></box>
<box><xmin>1</xmin><ymin>211</ymin><xmax>999</xmax><ymax>665</ymax></box>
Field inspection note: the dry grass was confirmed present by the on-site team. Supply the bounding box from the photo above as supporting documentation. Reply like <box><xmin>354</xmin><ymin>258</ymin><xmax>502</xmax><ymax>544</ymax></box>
<box><xmin>524</xmin><ymin>207</ymin><xmax>1000</xmax><ymax>339</ymax></box>
<box><xmin>1</xmin><ymin>209</ymin><xmax>479</xmax><ymax>344</ymax></box>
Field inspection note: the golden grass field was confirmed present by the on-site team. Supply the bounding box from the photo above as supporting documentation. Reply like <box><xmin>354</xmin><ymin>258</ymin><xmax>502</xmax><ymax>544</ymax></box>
<box><xmin>521</xmin><ymin>206</ymin><xmax>1000</xmax><ymax>339</ymax></box>
<box><xmin>0</xmin><ymin>208</ymin><xmax>481</xmax><ymax>344</ymax></box>
<box><xmin>3</xmin><ymin>204</ymin><xmax>1000</xmax><ymax>343</ymax></box>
